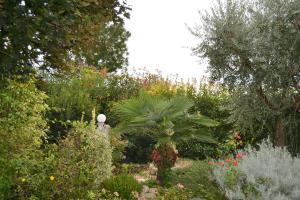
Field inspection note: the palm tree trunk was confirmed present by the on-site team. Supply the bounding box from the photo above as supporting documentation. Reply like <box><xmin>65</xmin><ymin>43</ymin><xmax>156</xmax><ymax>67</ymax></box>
<box><xmin>156</xmin><ymin>166</ymin><xmax>165</xmax><ymax>186</ymax></box>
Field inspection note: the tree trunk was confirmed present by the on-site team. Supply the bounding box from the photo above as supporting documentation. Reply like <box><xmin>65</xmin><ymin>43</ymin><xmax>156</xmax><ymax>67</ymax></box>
<box><xmin>275</xmin><ymin>116</ymin><xmax>284</xmax><ymax>147</ymax></box>
<box><xmin>156</xmin><ymin>166</ymin><xmax>165</xmax><ymax>186</ymax></box>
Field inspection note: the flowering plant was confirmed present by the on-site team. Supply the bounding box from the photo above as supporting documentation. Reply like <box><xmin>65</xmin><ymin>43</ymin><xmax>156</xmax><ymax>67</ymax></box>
<box><xmin>208</xmin><ymin>152</ymin><xmax>244</xmax><ymax>189</ymax></box>
<box><xmin>219</xmin><ymin>131</ymin><xmax>246</xmax><ymax>157</ymax></box>
<box><xmin>212</xmin><ymin>139</ymin><xmax>300</xmax><ymax>200</ymax></box>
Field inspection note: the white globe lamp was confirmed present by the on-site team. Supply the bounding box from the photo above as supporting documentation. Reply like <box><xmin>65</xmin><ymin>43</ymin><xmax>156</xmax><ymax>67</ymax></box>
<box><xmin>97</xmin><ymin>114</ymin><xmax>106</xmax><ymax>123</ymax></box>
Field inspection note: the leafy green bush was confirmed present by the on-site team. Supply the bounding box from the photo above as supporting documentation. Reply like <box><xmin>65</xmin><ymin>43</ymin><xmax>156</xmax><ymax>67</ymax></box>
<box><xmin>49</xmin><ymin>121</ymin><xmax>112</xmax><ymax>199</ymax></box>
<box><xmin>0</xmin><ymin>79</ymin><xmax>48</xmax><ymax>199</ymax></box>
<box><xmin>177</xmin><ymin>139</ymin><xmax>219</xmax><ymax>160</ymax></box>
<box><xmin>46</xmin><ymin>68</ymin><xmax>142</xmax><ymax>140</ymax></box>
<box><xmin>102</xmin><ymin>173</ymin><xmax>142</xmax><ymax>200</ymax></box>
<box><xmin>46</xmin><ymin>67</ymin><xmax>142</xmax><ymax>164</ymax></box>
<box><xmin>124</xmin><ymin>134</ymin><xmax>156</xmax><ymax>163</ymax></box>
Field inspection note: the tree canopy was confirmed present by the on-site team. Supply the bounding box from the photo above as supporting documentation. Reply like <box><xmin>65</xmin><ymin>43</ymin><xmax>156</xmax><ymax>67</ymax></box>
<box><xmin>192</xmin><ymin>0</ymin><xmax>300</xmax><ymax>147</ymax></box>
<box><xmin>0</xmin><ymin>0</ymin><xmax>130</xmax><ymax>78</ymax></box>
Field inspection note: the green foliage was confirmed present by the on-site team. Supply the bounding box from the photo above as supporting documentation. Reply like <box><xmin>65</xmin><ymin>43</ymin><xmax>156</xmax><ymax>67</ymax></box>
<box><xmin>0</xmin><ymin>0</ymin><xmax>130</xmax><ymax>77</ymax></box>
<box><xmin>102</xmin><ymin>173</ymin><xmax>142</xmax><ymax>200</ymax></box>
<box><xmin>190</xmin><ymin>83</ymin><xmax>232</xmax><ymax>141</ymax></box>
<box><xmin>124</xmin><ymin>134</ymin><xmax>156</xmax><ymax>163</ymax></box>
<box><xmin>0</xmin><ymin>79</ymin><xmax>48</xmax><ymax>199</ymax></box>
<box><xmin>213</xmin><ymin>140</ymin><xmax>300</xmax><ymax>199</ymax></box>
<box><xmin>4</xmin><ymin>112</ymin><xmax>112</xmax><ymax>199</ymax></box>
<box><xmin>115</xmin><ymin>91</ymin><xmax>218</xmax><ymax>144</ymax></box>
<box><xmin>115</xmin><ymin>89</ymin><xmax>219</xmax><ymax>184</ymax></box>
<box><xmin>193</xmin><ymin>0</ymin><xmax>300</xmax><ymax>149</ymax></box>
<box><xmin>46</xmin><ymin>68</ymin><xmax>229</xmax><ymax>163</ymax></box>
<box><xmin>46</xmin><ymin>67</ymin><xmax>142</xmax><ymax>141</ymax></box>
<box><xmin>177</xmin><ymin>140</ymin><xmax>218</xmax><ymax>160</ymax></box>
<box><xmin>171</xmin><ymin>161</ymin><xmax>227</xmax><ymax>200</ymax></box>
<box><xmin>93</xmin><ymin>189</ymin><xmax>123</xmax><ymax>200</ymax></box>
<box><xmin>48</xmin><ymin>121</ymin><xmax>113</xmax><ymax>199</ymax></box>
<box><xmin>130</xmin><ymin>79</ymin><xmax>232</xmax><ymax>162</ymax></box>
<box><xmin>80</xmin><ymin>23</ymin><xmax>131</xmax><ymax>71</ymax></box>
<box><xmin>114</xmin><ymin>90</ymin><xmax>218</xmax><ymax>179</ymax></box>
<box><xmin>46</xmin><ymin>67</ymin><xmax>142</xmax><ymax>165</ymax></box>
<box><xmin>156</xmin><ymin>187</ymin><xmax>192</xmax><ymax>200</ymax></box>
<box><xmin>144</xmin><ymin>179</ymin><xmax>160</xmax><ymax>188</ymax></box>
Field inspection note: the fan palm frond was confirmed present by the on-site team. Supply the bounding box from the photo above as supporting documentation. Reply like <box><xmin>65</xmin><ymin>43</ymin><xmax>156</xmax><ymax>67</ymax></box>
<box><xmin>114</xmin><ymin>91</ymin><xmax>218</xmax><ymax>143</ymax></box>
<box><xmin>158</xmin><ymin>96</ymin><xmax>193</xmax><ymax>120</ymax></box>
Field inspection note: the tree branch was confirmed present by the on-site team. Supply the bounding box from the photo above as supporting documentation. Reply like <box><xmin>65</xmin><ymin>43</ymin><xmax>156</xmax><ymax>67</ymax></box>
<box><xmin>256</xmin><ymin>85</ymin><xmax>278</xmax><ymax>111</ymax></box>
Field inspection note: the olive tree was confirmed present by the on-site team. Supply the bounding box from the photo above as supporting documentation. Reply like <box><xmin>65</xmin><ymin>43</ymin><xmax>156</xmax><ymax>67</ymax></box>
<box><xmin>192</xmin><ymin>0</ymin><xmax>300</xmax><ymax>147</ymax></box>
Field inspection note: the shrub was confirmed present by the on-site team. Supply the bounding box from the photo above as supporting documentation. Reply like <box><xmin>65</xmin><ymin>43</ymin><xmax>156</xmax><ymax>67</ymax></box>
<box><xmin>46</xmin><ymin>68</ymin><xmax>142</xmax><ymax>141</ymax></box>
<box><xmin>46</xmin><ymin>67</ymin><xmax>142</xmax><ymax>164</ymax></box>
<box><xmin>50</xmin><ymin>121</ymin><xmax>112</xmax><ymax>199</ymax></box>
<box><xmin>102</xmin><ymin>173</ymin><xmax>142</xmax><ymax>200</ymax></box>
<box><xmin>177</xmin><ymin>139</ymin><xmax>218</xmax><ymax>160</ymax></box>
<box><xmin>124</xmin><ymin>134</ymin><xmax>156</xmax><ymax>163</ymax></box>
<box><xmin>0</xmin><ymin>79</ymin><xmax>48</xmax><ymax>199</ymax></box>
<box><xmin>213</xmin><ymin>140</ymin><xmax>300</xmax><ymax>200</ymax></box>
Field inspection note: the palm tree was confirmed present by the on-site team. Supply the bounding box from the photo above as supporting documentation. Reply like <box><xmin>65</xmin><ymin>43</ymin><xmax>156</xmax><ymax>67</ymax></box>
<box><xmin>114</xmin><ymin>92</ymin><xmax>219</xmax><ymax>185</ymax></box>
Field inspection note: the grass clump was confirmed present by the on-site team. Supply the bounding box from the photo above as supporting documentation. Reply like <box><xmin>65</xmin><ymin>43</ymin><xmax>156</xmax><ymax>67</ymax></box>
<box><xmin>102</xmin><ymin>173</ymin><xmax>142</xmax><ymax>200</ymax></box>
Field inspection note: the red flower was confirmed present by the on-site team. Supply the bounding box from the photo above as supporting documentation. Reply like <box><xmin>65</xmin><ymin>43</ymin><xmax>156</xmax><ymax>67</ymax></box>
<box><xmin>236</xmin><ymin>153</ymin><xmax>242</xmax><ymax>159</ymax></box>
<box><xmin>208</xmin><ymin>160</ymin><xmax>214</xmax><ymax>165</ymax></box>
<box><xmin>225</xmin><ymin>158</ymin><xmax>232</xmax><ymax>163</ymax></box>
<box><xmin>219</xmin><ymin>162</ymin><xmax>224</xmax><ymax>167</ymax></box>
<box><xmin>233</xmin><ymin>160</ymin><xmax>238</xmax><ymax>167</ymax></box>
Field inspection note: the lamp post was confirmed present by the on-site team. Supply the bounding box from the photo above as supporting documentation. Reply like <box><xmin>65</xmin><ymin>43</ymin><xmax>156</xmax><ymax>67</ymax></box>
<box><xmin>96</xmin><ymin>114</ymin><xmax>110</xmax><ymax>138</ymax></box>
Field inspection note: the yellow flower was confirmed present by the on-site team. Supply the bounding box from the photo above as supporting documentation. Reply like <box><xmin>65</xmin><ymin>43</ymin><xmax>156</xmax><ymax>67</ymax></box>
<box><xmin>49</xmin><ymin>176</ymin><xmax>55</xmax><ymax>181</ymax></box>
<box><xmin>21</xmin><ymin>178</ymin><xmax>26</xmax><ymax>182</ymax></box>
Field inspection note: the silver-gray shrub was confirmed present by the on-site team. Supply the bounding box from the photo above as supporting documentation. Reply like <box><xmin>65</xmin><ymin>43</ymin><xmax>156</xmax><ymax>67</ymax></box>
<box><xmin>213</xmin><ymin>139</ymin><xmax>300</xmax><ymax>200</ymax></box>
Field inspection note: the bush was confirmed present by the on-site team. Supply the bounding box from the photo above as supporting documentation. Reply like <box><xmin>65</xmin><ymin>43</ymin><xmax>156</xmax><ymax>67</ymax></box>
<box><xmin>46</xmin><ymin>68</ymin><xmax>142</xmax><ymax>141</ymax></box>
<box><xmin>124</xmin><ymin>134</ymin><xmax>156</xmax><ymax>163</ymax></box>
<box><xmin>213</xmin><ymin>140</ymin><xmax>300</xmax><ymax>200</ymax></box>
<box><xmin>102</xmin><ymin>173</ymin><xmax>142</xmax><ymax>200</ymax></box>
<box><xmin>49</xmin><ymin>121</ymin><xmax>112</xmax><ymax>199</ymax></box>
<box><xmin>46</xmin><ymin>67</ymin><xmax>142</xmax><ymax>164</ymax></box>
<box><xmin>177</xmin><ymin>139</ymin><xmax>218</xmax><ymax>160</ymax></box>
<box><xmin>0</xmin><ymin>79</ymin><xmax>48</xmax><ymax>199</ymax></box>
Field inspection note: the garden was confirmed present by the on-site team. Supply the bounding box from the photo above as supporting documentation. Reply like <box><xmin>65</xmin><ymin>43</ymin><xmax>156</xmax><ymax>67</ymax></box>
<box><xmin>1</xmin><ymin>0</ymin><xmax>300</xmax><ymax>200</ymax></box>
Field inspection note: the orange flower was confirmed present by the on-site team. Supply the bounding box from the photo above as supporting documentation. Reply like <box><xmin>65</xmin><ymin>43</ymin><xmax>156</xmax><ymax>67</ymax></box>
<box><xmin>225</xmin><ymin>158</ymin><xmax>232</xmax><ymax>163</ymax></box>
